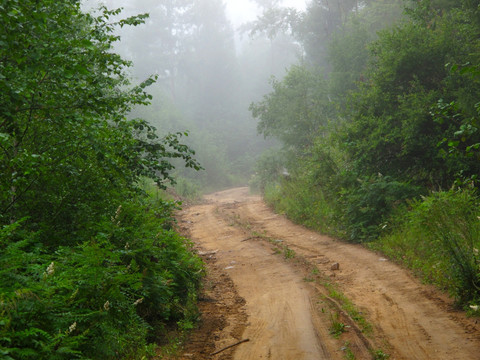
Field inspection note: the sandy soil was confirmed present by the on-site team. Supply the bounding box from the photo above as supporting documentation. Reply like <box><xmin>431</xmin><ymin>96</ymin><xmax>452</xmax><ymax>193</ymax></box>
<box><xmin>174</xmin><ymin>187</ymin><xmax>480</xmax><ymax>360</ymax></box>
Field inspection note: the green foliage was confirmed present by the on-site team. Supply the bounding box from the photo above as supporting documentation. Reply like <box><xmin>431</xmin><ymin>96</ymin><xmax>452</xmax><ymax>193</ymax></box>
<box><xmin>328</xmin><ymin>0</ymin><xmax>404</xmax><ymax>100</ymax></box>
<box><xmin>283</xmin><ymin>246</ymin><xmax>296</xmax><ymax>259</ymax></box>
<box><xmin>342</xmin><ymin>29</ymin><xmax>454</xmax><ymax>187</ymax></box>
<box><xmin>342</xmin><ymin>342</ymin><xmax>355</xmax><ymax>360</ymax></box>
<box><xmin>0</xmin><ymin>200</ymin><xmax>203</xmax><ymax>359</ymax></box>
<box><xmin>251</xmin><ymin>65</ymin><xmax>333</xmax><ymax>152</ymax></box>
<box><xmin>373</xmin><ymin>189</ymin><xmax>480</xmax><ymax>306</ymax></box>
<box><xmin>0</xmin><ymin>0</ymin><xmax>200</xmax><ymax>241</ymax></box>
<box><xmin>255</xmin><ymin>0</ymin><xmax>480</xmax><ymax>244</ymax></box>
<box><xmin>340</xmin><ymin>1</ymin><xmax>480</xmax><ymax>188</ymax></box>
<box><xmin>249</xmin><ymin>148</ymin><xmax>285</xmax><ymax>193</ymax></box>
<box><xmin>372</xmin><ymin>349</ymin><xmax>390</xmax><ymax>360</ymax></box>
<box><xmin>338</xmin><ymin>175</ymin><xmax>421</xmax><ymax>242</ymax></box>
<box><xmin>0</xmin><ymin>1</ymin><xmax>203</xmax><ymax>358</ymax></box>
<box><xmin>329</xmin><ymin>313</ymin><xmax>347</xmax><ymax>339</ymax></box>
<box><xmin>174</xmin><ymin>178</ymin><xmax>202</xmax><ymax>200</ymax></box>
<box><xmin>432</xmin><ymin>72</ymin><xmax>480</xmax><ymax>186</ymax></box>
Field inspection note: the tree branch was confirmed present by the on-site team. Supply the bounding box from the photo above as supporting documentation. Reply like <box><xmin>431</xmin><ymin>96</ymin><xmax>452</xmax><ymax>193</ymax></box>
<box><xmin>210</xmin><ymin>339</ymin><xmax>250</xmax><ymax>356</ymax></box>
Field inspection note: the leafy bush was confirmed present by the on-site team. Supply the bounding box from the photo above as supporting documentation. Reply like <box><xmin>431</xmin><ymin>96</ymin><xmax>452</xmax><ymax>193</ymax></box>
<box><xmin>338</xmin><ymin>175</ymin><xmax>421</xmax><ymax>242</ymax></box>
<box><xmin>0</xmin><ymin>1</ymin><xmax>203</xmax><ymax>358</ymax></box>
<box><xmin>373</xmin><ymin>189</ymin><xmax>480</xmax><ymax>306</ymax></box>
<box><xmin>0</xmin><ymin>199</ymin><xmax>203</xmax><ymax>360</ymax></box>
<box><xmin>174</xmin><ymin>177</ymin><xmax>202</xmax><ymax>200</ymax></box>
<box><xmin>249</xmin><ymin>148</ymin><xmax>285</xmax><ymax>193</ymax></box>
<box><xmin>262</xmin><ymin>173</ymin><xmax>337</xmax><ymax>237</ymax></box>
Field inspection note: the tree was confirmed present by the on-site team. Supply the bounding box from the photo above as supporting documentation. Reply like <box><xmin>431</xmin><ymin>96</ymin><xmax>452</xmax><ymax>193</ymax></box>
<box><xmin>0</xmin><ymin>1</ymin><xmax>204</xmax><ymax>358</ymax></box>
<box><xmin>327</xmin><ymin>0</ymin><xmax>404</xmax><ymax>100</ymax></box>
<box><xmin>251</xmin><ymin>65</ymin><xmax>333</xmax><ymax>156</ymax></box>
<box><xmin>336</xmin><ymin>4</ymin><xmax>480</xmax><ymax>189</ymax></box>
<box><xmin>0</xmin><ymin>0</ymin><xmax>201</xmax><ymax>243</ymax></box>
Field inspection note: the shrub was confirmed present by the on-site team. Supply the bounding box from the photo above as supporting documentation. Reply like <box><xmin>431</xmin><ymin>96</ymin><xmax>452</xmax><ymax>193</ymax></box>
<box><xmin>249</xmin><ymin>148</ymin><xmax>285</xmax><ymax>193</ymax></box>
<box><xmin>338</xmin><ymin>175</ymin><xmax>421</xmax><ymax>242</ymax></box>
<box><xmin>0</xmin><ymin>199</ymin><xmax>203</xmax><ymax>360</ymax></box>
<box><xmin>373</xmin><ymin>189</ymin><xmax>480</xmax><ymax>306</ymax></box>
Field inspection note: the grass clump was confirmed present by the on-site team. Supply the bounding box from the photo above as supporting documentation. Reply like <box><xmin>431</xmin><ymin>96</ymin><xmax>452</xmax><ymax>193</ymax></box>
<box><xmin>323</xmin><ymin>282</ymin><xmax>372</xmax><ymax>334</ymax></box>
<box><xmin>329</xmin><ymin>312</ymin><xmax>347</xmax><ymax>338</ymax></box>
<box><xmin>342</xmin><ymin>341</ymin><xmax>356</xmax><ymax>360</ymax></box>
<box><xmin>372</xmin><ymin>188</ymin><xmax>480</xmax><ymax>307</ymax></box>
<box><xmin>372</xmin><ymin>349</ymin><xmax>390</xmax><ymax>360</ymax></box>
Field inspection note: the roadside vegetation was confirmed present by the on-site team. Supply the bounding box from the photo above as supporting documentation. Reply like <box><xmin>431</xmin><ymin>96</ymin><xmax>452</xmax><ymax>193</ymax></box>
<box><xmin>249</xmin><ymin>0</ymin><xmax>480</xmax><ymax>309</ymax></box>
<box><xmin>0</xmin><ymin>1</ymin><xmax>203</xmax><ymax>359</ymax></box>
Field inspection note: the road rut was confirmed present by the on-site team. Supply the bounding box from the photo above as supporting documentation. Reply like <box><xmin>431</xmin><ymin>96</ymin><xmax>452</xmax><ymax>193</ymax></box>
<box><xmin>176</xmin><ymin>187</ymin><xmax>480</xmax><ymax>359</ymax></box>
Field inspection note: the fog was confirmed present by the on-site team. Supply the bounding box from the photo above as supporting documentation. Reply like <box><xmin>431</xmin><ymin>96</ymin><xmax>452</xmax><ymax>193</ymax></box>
<box><xmin>80</xmin><ymin>0</ymin><xmax>401</xmax><ymax>193</ymax></box>
<box><xmin>80</xmin><ymin>0</ymin><xmax>306</xmax><ymax>191</ymax></box>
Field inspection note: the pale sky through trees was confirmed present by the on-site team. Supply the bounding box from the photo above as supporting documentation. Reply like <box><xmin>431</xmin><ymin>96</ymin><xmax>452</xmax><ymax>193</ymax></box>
<box><xmin>225</xmin><ymin>0</ymin><xmax>306</xmax><ymax>28</ymax></box>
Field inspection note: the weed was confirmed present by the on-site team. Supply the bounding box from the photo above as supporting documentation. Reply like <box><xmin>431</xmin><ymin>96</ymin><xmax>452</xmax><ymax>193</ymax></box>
<box><xmin>251</xmin><ymin>230</ymin><xmax>268</xmax><ymax>239</ymax></box>
<box><xmin>342</xmin><ymin>341</ymin><xmax>355</xmax><ymax>360</ymax></box>
<box><xmin>372</xmin><ymin>349</ymin><xmax>390</xmax><ymax>360</ymax></box>
<box><xmin>329</xmin><ymin>313</ymin><xmax>347</xmax><ymax>338</ymax></box>
<box><xmin>283</xmin><ymin>246</ymin><xmax>296</xmax><ymax>259</ymax></box>
<box><xmin>324</xmin><ymin>282</ymin><xmax>372</xmax><ymax>334</ymax></box>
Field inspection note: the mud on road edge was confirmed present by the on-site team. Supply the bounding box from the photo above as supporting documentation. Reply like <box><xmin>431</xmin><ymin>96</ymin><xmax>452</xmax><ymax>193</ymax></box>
<box><xmin>164</xmin><ymin>219</ymin><xmax>248</xmax><ymax>360</ymax></box>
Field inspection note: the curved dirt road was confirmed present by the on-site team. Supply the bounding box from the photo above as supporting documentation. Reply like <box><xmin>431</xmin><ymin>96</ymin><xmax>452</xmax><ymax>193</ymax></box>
<box><xmin>176</xmin><ymin>188</ymin><xmax>480</xmax><ymax>360</ymax></box>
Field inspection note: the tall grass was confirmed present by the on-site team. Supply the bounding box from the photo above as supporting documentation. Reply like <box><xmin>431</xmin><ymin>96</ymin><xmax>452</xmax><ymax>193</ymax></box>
<box><xmin>264</xmin><ymin>178</ymin><xmax>480</xmax><ymax>307</ymax></box>
<box><xmin>372</xmin><ymin>189</ymin><xmax>480</xmax><ymax>307</ymax></box>
<box><xmin>263</xmin><ymin>179</ymin><xmax>338</xmax><ymax>236</ymax></box>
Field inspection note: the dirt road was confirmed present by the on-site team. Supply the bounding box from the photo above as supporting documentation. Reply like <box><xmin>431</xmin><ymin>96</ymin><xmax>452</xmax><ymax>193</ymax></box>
<box><xmin>175</xmin><ymin>188</ymin><xmax>480</xmax><ymax>359</ymax></box>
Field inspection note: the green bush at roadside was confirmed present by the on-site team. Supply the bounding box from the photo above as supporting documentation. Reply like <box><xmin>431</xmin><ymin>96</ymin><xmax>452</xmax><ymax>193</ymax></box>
<box><xmin>371</xmin><ymin>189</ymin><xmax>480</xmax><ymax>307</ymax></box>
<box><xmin>0</xmin><ymin>197</ymin><xmax>203</xmax><ymax>360</ymax></box>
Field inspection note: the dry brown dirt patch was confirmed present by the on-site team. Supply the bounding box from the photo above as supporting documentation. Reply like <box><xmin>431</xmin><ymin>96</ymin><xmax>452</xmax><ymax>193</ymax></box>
<box><xmin>172</xmin><ymin>187</ymin><xmax>480</xmax><ymax>360</ymax></box>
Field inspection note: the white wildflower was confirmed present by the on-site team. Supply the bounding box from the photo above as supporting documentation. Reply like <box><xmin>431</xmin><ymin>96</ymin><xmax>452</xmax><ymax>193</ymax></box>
<box><xmin>111</xmin><ymin>205</ymin><xmax>122</xmax><ymax>223</ymax></box>
<box><xmin>104</xmin><ymin>300</ymin><xmax>110</xmax><ymax>311</ymax></box>
<box><xmin>133</xmin><ymin>298</ymin><xmax>144</xmax><ymax>306</ymax></box>
<box><xmin>45</xmin><ymin>262</ymin><xmax>55</xmax><ymax>276</ymax></box>
<box><xmin>68</xmin><ymin>322</ymin><xmax>77</xmax><ymax>334</ymax></box>
<box><xmin>470</xmin><ymin>305</ymin><xmax>479</xmax><ymax>312</ymax></box>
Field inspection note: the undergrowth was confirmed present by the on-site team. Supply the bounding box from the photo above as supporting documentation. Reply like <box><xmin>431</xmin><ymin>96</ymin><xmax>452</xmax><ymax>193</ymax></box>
<box><xmin>371</xmin><ymin>188</ymin><xmax>480</xmax><ymax>308</ymax></box>
<box><xmin>263</xmin><ymin>180</ymin><xmax>338</xmax><ymax>237</ymax></box>
<box><xmin>260</xmin><ymin>178</ymin><xmax>480</xmax><ymax>309</ymax></box>
<box><xmin>0</xmin><ymin>196</ymin><xmax>204</xmax><ymax>360</ymax></box>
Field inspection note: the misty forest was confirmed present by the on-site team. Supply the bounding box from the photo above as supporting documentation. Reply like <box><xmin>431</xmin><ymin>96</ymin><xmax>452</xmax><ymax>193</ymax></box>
<box><xmin>1</xmin><ymin>0</ymin><xmax>480</xmax><ymax>358</ymax></box>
